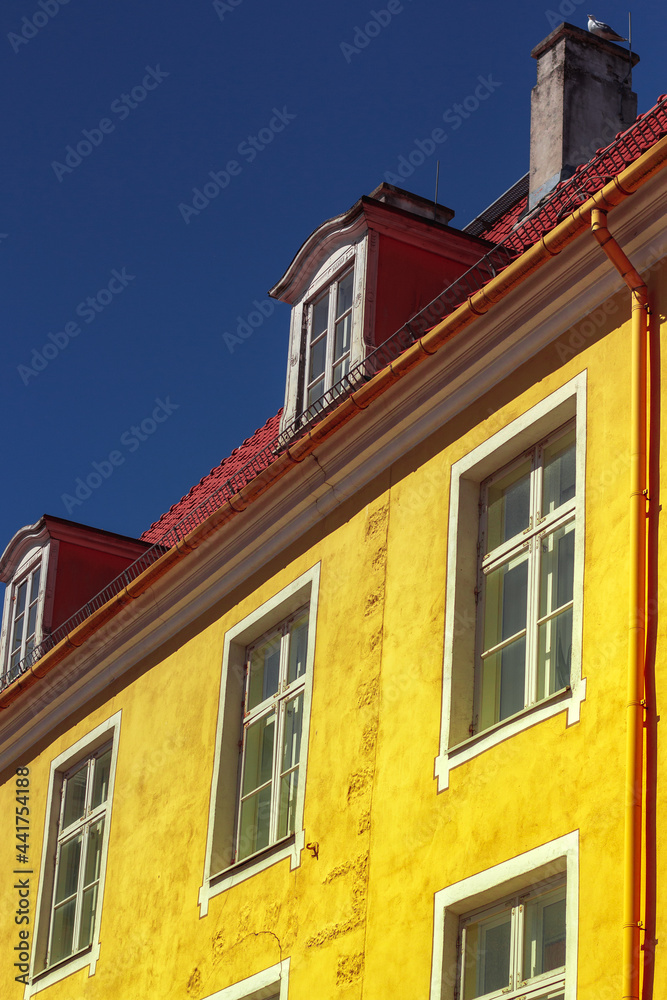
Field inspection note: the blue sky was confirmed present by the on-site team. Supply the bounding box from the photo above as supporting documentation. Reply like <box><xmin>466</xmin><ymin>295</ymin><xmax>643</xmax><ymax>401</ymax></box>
<box><xmin>1</xmin><ymin>0</ymin><xmax>664</xmax><ymax>551</ymax></box>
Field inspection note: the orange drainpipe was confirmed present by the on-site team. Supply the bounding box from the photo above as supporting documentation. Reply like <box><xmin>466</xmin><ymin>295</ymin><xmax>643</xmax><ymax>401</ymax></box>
<box><xmin>590</xmin><ymin>209</ymin><xmax>649</xmax><ymax>1000</ymax></box>
<box><xmin>0</xmin><ymin>137</ymin><xmax>665</xmax><ymax>717</ymax></box>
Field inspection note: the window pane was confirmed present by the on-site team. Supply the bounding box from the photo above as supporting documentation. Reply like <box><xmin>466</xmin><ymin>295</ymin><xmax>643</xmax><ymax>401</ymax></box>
<box><xmin>333</xmin><ymin>356</ymin><xmax>349</xmax><ymax>386</ymax></box>
<box><xmin>307</xmin><ymin>377</ymin><xmax>325</xmax><ymax>408</ymax></box>
<box><xmin>248</xmin><ymin>634</ymin><xmax>281</xmax><ymax>710</ymax></box>
<box><xmin>242</xmin><ymin>714</ymin><xmax>275</xmax><ymax>796</ymax></box>
<box><xmin>463</xmin><ymin>907</ymin><xmax>512</xmax><ymax>999</ymax></box>
<box><xmin>480</xmin><ymin>637</ymin><xmax>526</xmax><ymax>731</ymax></box>
<box><xmin>538</xmin><ymin>608</ymin><xmax>572</xmax><ymax>699</ymax></box>
<box><xmin>16</xmin><ymin>580</ymin><xmax>27</xmax><ymax>616</ymax></box>
<box><xmin>27</xmin><ymin>600</ymin><xmax>38</xmax><ymax>639</ymax></box>
<box><xmin>483</xmin><ymin>554</ymin><xmax>528</xmax><ymax>650</ymax></box>
<box><xmin>486</xmin><ymin>461</ymin><xmax>531</xmax><ymax>550</ymax></box>
<box><xmin>78</xmin><ymin>883</ymin><xmax>98</xmax><ymax>951</ymax></box>
<box><xmin>30</xmin><ymin>567</ymin><xmax>41</xmax><ymax>602</ymax></box>
<box><xmin>288</xmin><ymin>614</ymin><xmax>309</xmax><ymax>684</ymax></box>
<box><xmin>336</xmin><ymin>271</ymin><xmax>354</xmax><ymax>317</ymax></box>
<box><xmin>312</xmin><ymin>295</ymin><xmax>329</xmax><ymax>336</ymax></box>
<box><xmin>523</xmin><ymin>885</ymin><xmax>566</xmax><ymax>979</ymax></box>
<box><xmin>543</xmin><ymin>429</ymin><xmax>575</xmax><ymax>513</ymax></box>
<box><xmin>334</xmin><ymin>313</ymin><xmax>351</xmax><ymax>361</ymax></box>
<box><xmin>278</xmin><ymin>768</ymin><xmax>299</xmax><ymax>838</ymax></box>
<box><xmin>282</xmin><ymin>694</ymin><xmax>303</xmax><ymax>772</ymax></box>
<box><xmin>11</xmin><ymin>615</ymin><xmax>24</xmax><ymax>652</ymax></box>
<box><xmin>310</xmin><ymin>334</ymin><xmax>327</xmax><ymax>380</ymax></box>
<box><xmin>237</xmin><ymin>785</ymin><xmax>272</xmax><ymax>860</ymax></box>
<box><xmin>63</xmin><ymin>764</ymin><xmax>88</xmax><ymax>827</ymax></box>
<box><xmin>55</xmin><ymin>835</ymin><xmax>82</xmax><ymax>903</ymax></box>
<box><xmin>91</xmin><ymin>750</ymin><xmax>112</xmax><ymax>809</ymax></box>
<box><xmin>540</xmin><ymin>523</ymin><xmax>574</xmax><ymax>617</ymax></box>
<box><xmin>50</xmin><ymin>898</ymin><xmax>76</xmax><ymax>964</ymax></box>
<box><xmin>84</xmin><ymin>819</ymin><xmax>105</xmax><ymax>886</ymax></box>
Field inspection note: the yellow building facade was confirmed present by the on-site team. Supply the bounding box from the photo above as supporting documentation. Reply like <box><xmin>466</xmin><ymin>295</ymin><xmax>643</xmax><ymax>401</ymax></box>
<box><xmin>1</xmin><ymin>23</ymin><xmax>667</xmax><ymax>1000</ymax></box>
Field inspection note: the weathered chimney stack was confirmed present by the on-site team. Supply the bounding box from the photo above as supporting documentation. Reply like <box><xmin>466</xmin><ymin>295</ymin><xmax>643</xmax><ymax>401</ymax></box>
<box><xmin>528</xmin><ymin>22</ymin><xmax>639</xmax><ymax>210</ymax></box>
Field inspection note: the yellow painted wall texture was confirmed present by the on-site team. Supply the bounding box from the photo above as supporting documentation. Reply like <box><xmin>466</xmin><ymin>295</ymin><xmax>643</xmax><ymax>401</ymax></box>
<box><xmin>1</xmin><ymin>261</ymin><xmax>666</xmax><ymax>1000</ymax></box>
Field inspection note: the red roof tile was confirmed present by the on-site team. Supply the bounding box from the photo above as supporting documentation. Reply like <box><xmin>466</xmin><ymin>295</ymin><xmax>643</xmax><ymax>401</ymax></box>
<box><xmin>141</xmin><ymin>410</ymin><xmax>282</xmax><ymax>544</ymax></box>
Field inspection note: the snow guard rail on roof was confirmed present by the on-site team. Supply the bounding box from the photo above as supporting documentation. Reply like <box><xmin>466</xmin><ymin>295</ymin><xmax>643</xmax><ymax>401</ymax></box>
<box><xmin>3</xmin><ymin>95</ymin><xmax>666</xmax><ymax>694</ymax></box>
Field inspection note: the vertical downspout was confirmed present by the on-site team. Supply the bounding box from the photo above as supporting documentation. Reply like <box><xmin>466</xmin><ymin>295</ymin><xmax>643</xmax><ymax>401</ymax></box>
<box><xmin>590</xmin><ymin>208</ymin><xmax>649</xmax><ymax>1000</ymax></box>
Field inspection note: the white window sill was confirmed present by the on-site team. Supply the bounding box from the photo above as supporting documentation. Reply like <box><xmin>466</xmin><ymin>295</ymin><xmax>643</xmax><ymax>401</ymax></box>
<box><xmin>434</xmin><ymin>678</ymin><xmax>586</xmax><ymax>792</ymax></box>
<box><xmin>27</xmin><ymin>944</ymin><xmax>97</xmax><ymax>996</ymax></box>
<box><xmin>199</xmin><ymin>829</ymin><xmax>305</xmax><ymax>917</ymax></box>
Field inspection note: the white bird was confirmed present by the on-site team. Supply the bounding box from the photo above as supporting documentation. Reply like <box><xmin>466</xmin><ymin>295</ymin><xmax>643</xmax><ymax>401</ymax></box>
<box><xmin>587</xmin><ymin>14</ymin><xmax>627</xmax><ymax>42</ymax></box>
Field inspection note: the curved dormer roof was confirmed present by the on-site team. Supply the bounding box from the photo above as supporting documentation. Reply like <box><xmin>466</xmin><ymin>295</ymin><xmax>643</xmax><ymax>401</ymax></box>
<box><xmin>269</xmin><ymin>183</ymin><xmax>456</xmax><ymax>304</ymax></box>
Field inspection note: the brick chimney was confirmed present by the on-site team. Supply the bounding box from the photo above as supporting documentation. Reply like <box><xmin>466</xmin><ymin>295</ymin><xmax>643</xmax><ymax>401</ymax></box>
<box><xmin>528</xmin><ymin>22</ymin><xmax>639</xmax><ymax>210</ymax></box>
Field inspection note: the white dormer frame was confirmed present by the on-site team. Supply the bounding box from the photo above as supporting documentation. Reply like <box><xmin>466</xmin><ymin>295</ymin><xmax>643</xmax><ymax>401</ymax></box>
<box><xmin>282</xmin><ymin>236</ymin><xmax>369</xmax><ymax>431</ymax></box>
<box><xmin>0</xmin><ymin>521</ymin><xmax>52</xmax><ymax>683</ymax></box>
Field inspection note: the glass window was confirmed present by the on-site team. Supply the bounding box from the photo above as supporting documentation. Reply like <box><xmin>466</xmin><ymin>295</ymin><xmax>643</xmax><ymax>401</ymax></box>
<box><xmin>236</xmin><ymin>609</ymin><xmax>309</xmax><ymax>863</ymax></box>
<box><xmin>476</xmin><ymin>423</ymin><xmax>576</xmax><ymax>733</ymax></box>
<box><xmin>47</xmin><ymin>745</ymin><xmax>112</xmax><ymax>968</ymax></box>
<box><xmin>460</xmin><ymin>879</ymin><xmax>567</xmax><ymax>1000</ymax></box>
<box><xmin>7</xmin><ymin>562</ymin><xmax>42</xmax><ymax>679</ymax></box>
<box><xmin>304</xmin><ymin>268</ymin><xmax>354</xmax><ymax>413</ymax></box>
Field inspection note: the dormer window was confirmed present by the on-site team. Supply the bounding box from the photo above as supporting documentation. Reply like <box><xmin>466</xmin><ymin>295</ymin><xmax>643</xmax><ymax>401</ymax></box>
<box><xmin>8</xmin><ymin>561</ymin><xmax>42</xmax><ymax>676</ymax></box>
<box><xmin>0</xmin><ymin>516</ymin><xmax>153</xmax><ymax>690</ymax></box>
<box><xmin>270</xmin><ymin>182</ymin><xmax>493</xmax><ymax>436</ymax></box>
<box><xmin>306</xmin><ymin>268</ymin><xmax>354</xmax><ymax>407</ymax></box>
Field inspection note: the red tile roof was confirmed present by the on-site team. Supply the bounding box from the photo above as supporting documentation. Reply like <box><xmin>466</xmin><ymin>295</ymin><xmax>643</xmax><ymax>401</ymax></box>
<box><xmin>141</xmin><ymin>411</ymin><xmax>282</xmax><ymax>544</ymax></box>
<box><xmin>143</xmin><ymin>95</ymin><xmax>667</xmax><ymax>549</ymax></box>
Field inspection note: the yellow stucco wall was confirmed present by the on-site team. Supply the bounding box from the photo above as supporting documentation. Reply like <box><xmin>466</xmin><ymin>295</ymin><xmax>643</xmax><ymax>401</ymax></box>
<box><xmin>1</xmin><ymin>264</ymin><xmax>666</xmax><ymax>1000</ymax></box>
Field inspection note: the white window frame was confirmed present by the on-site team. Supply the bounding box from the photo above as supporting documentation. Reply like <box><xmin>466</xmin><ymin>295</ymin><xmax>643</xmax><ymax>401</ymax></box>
<box><xmin>435</xmin><ymin>375</ymin><xmax>587</xmax><ymax>791</ymax></box>
<box><xmin>235</xmin><ymin>607</ymin><xmax>308</xmax><ymax>863</ymax></box>
<box><xmin>303</xmin><ymin>265</ymin><xmax>355</xmax><ymax>412</ymax></box>
<box><xmin>46</xmin><ymin>743</ymin><xmax>112</xmax><ymax>967</ymax></box>
<box><xmin>281</xmin><ymin>238</ymin><xmax>369</xmax><ymax>433</ymax></box>
<box><xmin>29</xmin><ymin>712</ymin><xmax>121</xmax><ymax>997</ymax></box>
<box><xmin>429</xmin><ymin>832</ymin><xmax>579</xmax><ymax>1000</ymax></box>
<box><xmin>459</xmin><ymin>877</ymin><xmax>566</xmax><ymax>1000</ymax></box>
<box><xmin>1</xmin><ymin>546</ymin><xmax>48</xmax><ymax>684</ymax></box>
<box><xmin>199</xmin><ymin>565</ymin><xmax>320</xmax><ymax>916</ymax></box>
<box><xmin>201</xmin><ymin>959</ymin><xmax>289</xmax><ymax>1000</ymax></box>
<box><xmin>475</xmin><ymin>420</ymin><xmax>577</xmax><ymax>734</ymax></box>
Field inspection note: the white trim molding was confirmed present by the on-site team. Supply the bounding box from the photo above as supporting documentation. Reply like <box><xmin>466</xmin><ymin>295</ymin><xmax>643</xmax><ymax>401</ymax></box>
<box><xmin>199</xmin><ymin>565</ymin><xmax>320</xmax><ymax>917</ymax></box>
<box><xmin>435</xmin><ymin>374</ymin><xmax>587</xmax><ymax>791</ymax></box>
<box><xmin>27</xmin><ymin>711</ymin><xmax>122</xmax><ymax>997</ymax></box>
<box><xmin>430</xmin><ymin>831</ymin><xmax>579</xmax><ymax>1000</ymax></box>
<box><xmin>202</xmin><ymin>959</ymin><xmax>290</xmax><ymax>1000</ymax></box>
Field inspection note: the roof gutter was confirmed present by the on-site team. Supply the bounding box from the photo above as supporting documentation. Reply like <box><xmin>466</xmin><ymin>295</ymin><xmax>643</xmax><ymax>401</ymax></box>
<box><xmin>1</xmin><ymin>135</ymin><xmax>666</xmax><ymax>715</ymax></box>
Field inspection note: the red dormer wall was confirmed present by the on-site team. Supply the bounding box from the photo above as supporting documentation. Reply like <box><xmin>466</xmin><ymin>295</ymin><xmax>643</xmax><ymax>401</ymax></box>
<box><xmin>372</xmin><ymin>233</ymin><xmax>480</xmax><ymax>348</ymax></box>
<box><xmin>47</xmin><ymin>537</ymin><xmax>151</xmax><ymax>634</ymax></box>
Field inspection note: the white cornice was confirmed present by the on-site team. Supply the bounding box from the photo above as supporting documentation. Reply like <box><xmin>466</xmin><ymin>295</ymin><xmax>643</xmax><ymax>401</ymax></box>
<box><xmin>1</xmin><ymin>170</ymin><xmax>665</xmax><ymax>769</ymax></box>
<box><xmin>0</xmin><ymin>519</ymin><xmax>48</xmax><ymax>581</ymax></box>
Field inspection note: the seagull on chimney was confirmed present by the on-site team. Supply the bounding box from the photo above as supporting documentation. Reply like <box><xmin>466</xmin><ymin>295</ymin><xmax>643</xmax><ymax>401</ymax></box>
<box><xmin>587</xmin><ymin>15</ymin><xmax>627</xmax><ymax>41</ymax></box>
